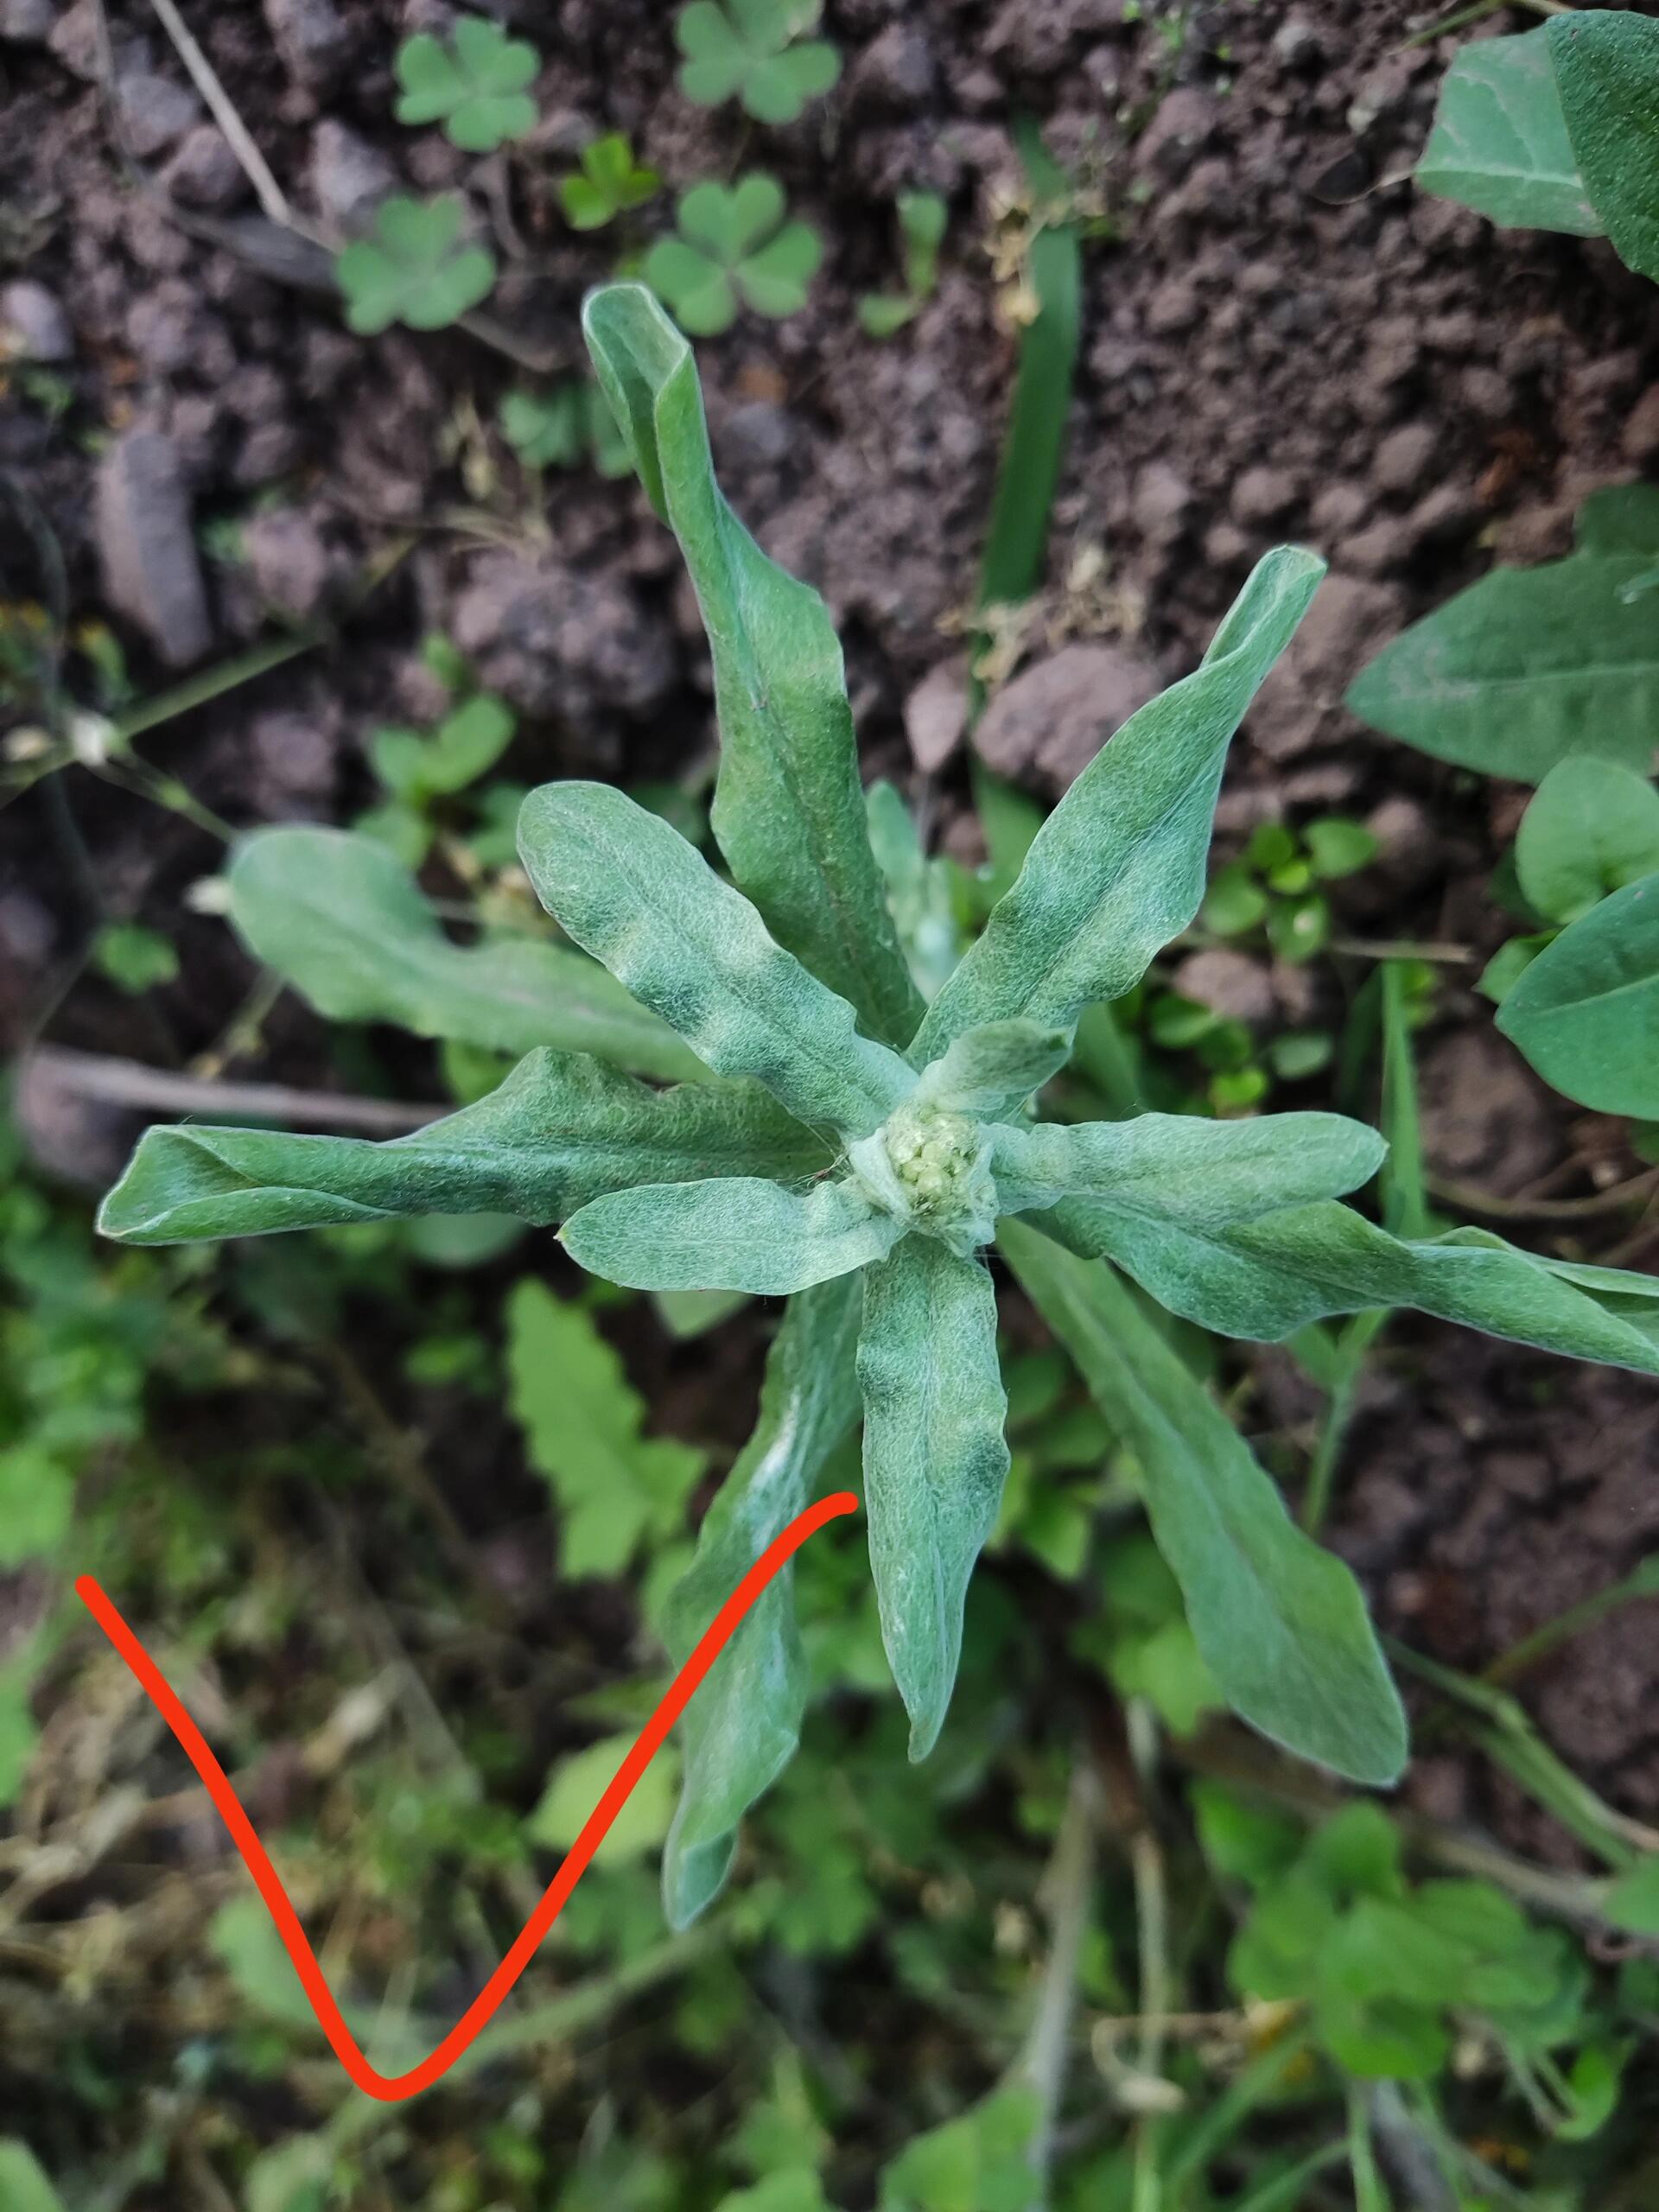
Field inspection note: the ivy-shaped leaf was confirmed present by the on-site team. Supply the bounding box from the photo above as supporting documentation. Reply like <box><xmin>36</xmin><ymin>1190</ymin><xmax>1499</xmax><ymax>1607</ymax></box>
<box><xmin>1416</xmin><ymin>24</ymin><xmax>1601</xmax><ymax>235</ymax></box>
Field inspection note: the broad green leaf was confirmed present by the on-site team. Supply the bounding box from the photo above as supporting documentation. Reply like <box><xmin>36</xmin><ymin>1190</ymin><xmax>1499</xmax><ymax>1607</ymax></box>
<box><xmin>1497</xmin><ymin>871</ymin><xmax>1659</xmax><ymax>1116</ymax></box>
<box><xmin>662</xmin><ymin>1277</ymin><xmax>861</xmax><ymax>1926</ymax></box>
<box><xmin>1514</xmin><ymin>759</ymin><xmax>1659</xmax><ymax>924</ymax></box>
<box><xmin>529</xmin><ymin>1732</ymin><xmax>677</xmax><ymax>1868</ymax></box>
<box><xmin>1344</xmin><ymin>537</ymin><xmax>1659</xmax><ymax>782</ymax></box>
<box><xmin>1550</xmin><ymin>10</ymin><xmax>1659</xmax><ymax>282</ymax></box>
<box><xmin>990</xmin><ymin>1111</ymin><xmax>1385</xmax><ymax>1223</ymax></box>
<box><xmin>562</xmin><ymin>1176</ymin><xmax>903</xmax><ymax>1294</ymax></box>
<box><xmin>915</xmin><ymin>1019</ymin><xmax>1071</xmax><ymax>1120</ymax></box>
<box><xmin>506</xmin><ymin>1280</ymin><xmax>705</xmax><ymax>1579</ymax></box>
<box><xmin>1575</xmin><ymin>481</ymin><xmax>1659</xmax><ymax>556</ymax></box>
<box><xmin>0</xmin><ymin>2142</ymin><xmax>66</xmax><ymax>2212</ymax></box>
<box><xmin>1416</xmin><ymin>25</ymin><xmax>1601</xmax><ymax>235</ymax></box>
<box><xmin>1048</xmin><ymin>1196</ymin><xmax>1659</xmax><ymax>1376</ymax></box>
<box><xmin>1001</xmin><ymin>1220</ymin><xmax>1407</xmax><ymax>1785</ymax></box>
<box><xmin>912</xmin><ymin>547</ymin><xmax>1325</xmax><ymax>1062</ymax></box>
<box><xmin>99</xmin><ymin>1049</ymin><xmax>829</xmax><ymax>1245</ymax></box>
<box><xmin>230</xmin><ymin>827</ymin><xmax>702</xmax><ymax>1081</ymax></box>
<box><xmin>0</xmin><ymin>1446</ymin><xmax>73</xmax><ymax>1565</ymax></box>
<box><xmin>878</xmin><ymin>2088</ymin><xmax>1043</xmax><ymax>2212</ymax></box>
<box><xmin>518</xmin><ymin>780</ymin><xmax>914</xmax><ymax>1137</ymax></box>
<box><xmin>857</xmin><ymin>1239</ymin><xmax>1010</xmax><ymax>1761</ymax></box>
<box><xmin>582</xmin><ymin>285</ymin><xmax>922</xmax><ymax>1049</ymax></box>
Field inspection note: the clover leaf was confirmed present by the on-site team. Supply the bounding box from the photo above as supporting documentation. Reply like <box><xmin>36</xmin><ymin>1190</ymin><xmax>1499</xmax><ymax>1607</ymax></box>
<box><xmin>644</xmin><ymin>175</ymin><xmax>821</xmax><ymax>334</ymax></box>
<box><xmin>334</xmin><ymin>195</ymin><xmax>497</xmax><ymax>334</ymax></box>
<box><xmin>675</xmin><ymin>0</ymin><xmax>841</xmax><ymax>124</ymax></box>
<box><xmin>557</xmin><ymin>132</ymin><xmax>661</xmax><ymax>231</ymax></box>
<box><xmin>393</xmin><ymin>15</ymin><xmax>541</xmax><ymax>153</ymax></box>
<box><xmin>500</xmin><ymin>380</ymin><xmax>631</xmax><ymax>476</ymax></box>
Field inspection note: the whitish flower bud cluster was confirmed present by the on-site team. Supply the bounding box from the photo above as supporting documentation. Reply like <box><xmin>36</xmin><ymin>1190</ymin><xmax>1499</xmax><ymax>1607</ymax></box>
<box><xmin>848</xmin><ymin>1102</ymin><xmax>998</xmax><ymax>1258</ymax></box>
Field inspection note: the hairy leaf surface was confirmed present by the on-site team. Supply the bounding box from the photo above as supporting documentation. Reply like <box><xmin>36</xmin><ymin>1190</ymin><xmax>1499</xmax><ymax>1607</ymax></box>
<box><xmin>1046</xmin><ymin>1196</ymin><xmax>1659</xmax><ymax>1375</ymax></box>
<box><xmin>518</xmin><ymin>780</ymin><xmax>914</xmax><ymax>1136</ymax></box>
<box><xmin>582</xmin><ymin>284</ymin><xmax>921</xmax><ymax>1048</ymax></box>
<box><xmin>99</xmin><ymin>1050</ymin><xmax>829</xmax><ymax>1244</ymax></box>
<box><xmin>857</xmin><ymin>1239</ymin><xmax>1010</xmax><ymax>1761</ymax></box>
<box><xmin>915</xmin><ymin>1019</ymin><xmax>1071</xmax><ymax>1120</ymax></box>
<box><xmin>562</xmin><ymin>1175</ymin><xmax>902</xmax><ymax>1294</ymax></box>
<box><xmin>1001</xmin><ymin>1220</ymin><xmax>1407</xmax><ymax>1786</ymax></box>
<box><xmin>230</xmin><ymin>826</ymin><xmax>702</xmax><ymax>1080</ymax></box>
<box><xmin>1550</xmin><ymin>10</ymin><xmax>1659</xmax><ymax>282</ymax></box>
<box><xmin>990</xmin><ymin>1111</ymin><xmax>1384</xmax><ymax>1224</ymax></box>
<box><xmin>911</xmin><ymin>547</ymin><xmax>1325</xmax><ymax>1061</ymax></box>
<box><xmin>662</xmin><ymin>1278</ymin><xmax>861</xmax><ymax>1926</ymax></box>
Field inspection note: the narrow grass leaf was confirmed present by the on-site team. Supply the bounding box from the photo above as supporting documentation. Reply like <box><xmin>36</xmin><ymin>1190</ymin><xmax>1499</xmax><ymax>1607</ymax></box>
<box><xmin>99</xmin><ymin>1049</ymin><xmax>829</xmax><ymax>1244</ymax></box>
<box><xmin>582</xmin><ymin>283</ymin><xmax>922</xmax><ymax>1049</ymax></box>
<box><xmin>518</xmin><ymin>780</ymin><xmax>914</xmax><ymax>1137</ymax></box>
<box><xmin>1001</xmin><ymin>1218</ymin><xmax>1408</xmax><ymax>1786</ymax></box>
<box><xmin>662</xmin><ymin>1277</ymin><xmax>861</xmax><ymax>1926</ymax></box>
<box><xmin>562</xmin><ymin>1175</ymin><xmax>902</xmax><ymax>1294</ymax></box>
<box><xmin>857</xmin><ymin>1238</ymin><xmax>1010</xmax><ymax>1761</ymax></box>
<box><xmin>230</xmin><ymin>826</ymin><xmax>702</xmax><ymax>1080</ymax></box>
<box><xmin>912</xmin><ymin>548</ymin><xmax>1325</xmax><ymax>1061</ymax></box>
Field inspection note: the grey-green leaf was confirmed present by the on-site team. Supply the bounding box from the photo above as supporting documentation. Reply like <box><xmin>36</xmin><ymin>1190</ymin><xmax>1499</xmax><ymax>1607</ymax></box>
<box><xmin>1497</xmin><ymin>871</ymin><xmax>1659</xmax><ymax>1116</ymax></box>
<box><xmin>98</xmin><ymin>1049</ymin><xmax>830</xmax><ymax>1246</ymax></box>
<box><xmin>1550</xmin><ymin>10</ymin><xmax>1659</xmax><ymax>282</ymax></box>
<box><xmin>916</xmin><ymin>1019</ymin><xmax>1072</xmax><ymax>1120</ymax></box>
<box><xmin>229</xmin><ymin>826</ymin><xmax>703</xmax><ymax>1081</ymax></box>
<box><xmin>911</xmin><ymin>547</ymin><xmax>1325</xmax><ymax>1063</ymax></box>
<box><xmin>562</xmin><ymin>1174</ymin><xmax>903</xmax><ymax>1294</ymax></box>
<box><xmin>661</xmin><ymin>1276</ymin><xmax>861</xmax><ymax>1927</ymax></box>
<box><xmin>1001</xmin><ymin>1218</ymin><xmax>1407</xmax><ymax>1787</ymax></box>
<box><xmin>857</xmin><ymin>1238</ymin><xmax>1010</xmax><ymax>1762</ymax></box>
<box><xmin>1514</xmin><ymin>759</ymin><xmax>1659</xmax><ymax>925</ymax></box>
<box><xmin>518</xmin><ymin>780</ymin><xmax>915</xmax><ymax>1137</ymax></box>
<box><xmin>990</xmin><ymin>1110</ymin><xmax>1385</xmax><ymax>1223</ymax></box>
<box><xmin>582</xmin><ymin>283</ymin><xmax>923</xmax><ymax>1050</ymax></box>
<box><xmin>1048</xmin><ymin>1195</ymin><xmax>1659</xmax><ymax>1376</ymax></box>
<box><xmin>1344</xmin><ymin>537</ymin><xmax>1659</xmax><ymax>782</ymax></box>
<box><xmin>1416</xmin><ymin>24</ymin><xmax>1601</xmax><ymax>236</ymax></box>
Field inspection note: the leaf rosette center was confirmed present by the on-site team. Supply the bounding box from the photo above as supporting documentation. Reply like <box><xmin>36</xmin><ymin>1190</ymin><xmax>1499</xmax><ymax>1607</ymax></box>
<box><xmin>849</xmin><ymin>1103</ymin><xmax>997</xmax><ymax>1257</ymax></box>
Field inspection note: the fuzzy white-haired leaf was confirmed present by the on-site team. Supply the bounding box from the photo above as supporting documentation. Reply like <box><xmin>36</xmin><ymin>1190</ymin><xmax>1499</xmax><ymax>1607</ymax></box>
<box><xmin>582</xmin><ymin>283</ymin><xmax>923</xmax><ymax>1050</ymax></box>
<box><xmin>229</xmin><ymin>827</ymin><xmax>702</xmax><ymax>1081</ymax></box>
<box><xmin>98</xmin><ymin>1050</ymin><xmax>829</xmax><ymax>1246</ymax></box>
<box><xmin>562</xmin><ymin>1174</ymin><xmax>903</xmax><ymax>1294</ymax></box>
<box><xmin>989</xmin><ymin>1110</ymin><xmax>1385</xmax><ymax>1222</ymax></box>
<box><xmin>911</xmin><ymin>547</ymin><xmax>1325</xmax><ymax>1064</ymax></box>
<box><xmin>661</xmin><ymin>1276</ymin><xmax>861</xmax><ymax>1927</ymax></box>
<box><xmin>914</xmin><ymin>1018</ymin><xmax>1071</xmax><ymax>1120</ymax></box>
<box><xmin>1044</xmin><ymin>1197</ymin><xmax>1659</xmax><ymax>1376</ymax></box>
<box><xmin>518</xmin><ymin>780</ymin><xmax>914</xmax><ymax>1139</ymax></box>
<box><xmin>1001</xmin><ymin>1218</ymin><xmax>1407</xmax><ymax>1787</ymax></box>
<box><xmin>857</xmin><ymin>1237</ymin><xmax>1010</xmax><ymax>1762</ymax></box>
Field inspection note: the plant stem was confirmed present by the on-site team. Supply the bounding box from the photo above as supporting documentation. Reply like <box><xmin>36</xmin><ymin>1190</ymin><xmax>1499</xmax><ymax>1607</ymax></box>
<box><xmin>1013</xmin><ymin>1757</ymin><xmax>1100</xmax><ymax>2205</ymax></box>
<box><xmin>1300</xmin><ymin>1306</ymin><xmax>1387</xmax><ymax>1534</ymax></box>
<box><xmin>1484</xmin><ymin>1554</ymin><xmax>1659</xmax><ymax>1687</ymax></box>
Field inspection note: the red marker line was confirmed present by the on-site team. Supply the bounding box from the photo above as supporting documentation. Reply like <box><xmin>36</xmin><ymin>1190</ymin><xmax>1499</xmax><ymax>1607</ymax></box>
<box><xmin>75</xmin><ymin>1487</ymin><xmax>860</xmax><ymax>2104</ymax></box>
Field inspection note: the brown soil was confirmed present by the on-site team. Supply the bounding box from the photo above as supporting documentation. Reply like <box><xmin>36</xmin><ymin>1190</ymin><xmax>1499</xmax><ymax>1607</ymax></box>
<box><xmin>3</xmin><ymin>0</ymin><xmax>1658</xmax><ymax>1852</ymax></box>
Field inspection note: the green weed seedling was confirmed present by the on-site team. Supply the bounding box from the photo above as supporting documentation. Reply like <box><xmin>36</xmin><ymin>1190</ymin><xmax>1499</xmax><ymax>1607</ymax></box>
<box><xmin>335</xmin><ymin>195</ymin><xmax>497</xmax><ymax>334</ymax></box>
<box><xmin>102</xmin><ymin>286</ymin><xmax>1659</xmax><ymax>1932</ymax></box>
<box><xmin>645</xmin><ymin>177</ymin><xmax>821</xmax><ymax>334</ymax></box>
<box><xmin>1202</xmin><ymin>814</ymin><xmax>1379</xmax><ymax>969</ymax></box>
<box><xmin>675</xmin><ymin>0</ymin><xmax>841</xmax><ymax>125</ymax></box>
<box><xmin>1351</xmin><ymin>485</ymin><xmax>1659</xmax><ymax>1123</ymax></box>
<box><xmin>393</xmin><ymin>15</ymin><xmax>541</xmax><ymax>154</ymax></box>
<box><xmin>358</xmin><ymin>689</ymin><xmax>518</xmax><ymax>868</ymax></box>
<box><xmin>859</xmin><ymin>191</ymin><xmax>949</xmax><ymax>339</ymax></box>
<box><xmin>500</xmin><ymin>380</ymin><xmax>631</xmax><ymax>478</ymax></box>
<box><xmin>557</xmin><ymin>133</ymin><xmax>661</xmax><ymax>231</ymax></box>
